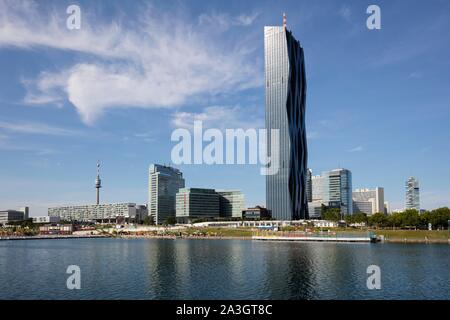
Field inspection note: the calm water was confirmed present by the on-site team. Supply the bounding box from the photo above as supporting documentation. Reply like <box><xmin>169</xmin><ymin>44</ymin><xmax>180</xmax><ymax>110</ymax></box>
<box><xmin>0</xmin><ymin>238</ymin><xmax>448</xmax><ymax>300</ymax></box>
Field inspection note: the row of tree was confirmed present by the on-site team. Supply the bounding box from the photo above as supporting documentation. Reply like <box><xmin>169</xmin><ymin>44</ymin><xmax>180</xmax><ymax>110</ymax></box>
<box><xmin>322</xmin><ymin>206</ymin><xmax>450</xmax><ymax>230</ymax></box>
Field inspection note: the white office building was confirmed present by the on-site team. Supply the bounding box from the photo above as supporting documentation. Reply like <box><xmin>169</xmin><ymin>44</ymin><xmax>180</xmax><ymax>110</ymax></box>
<box><xmin>352</xmin><ymin>187</ymin><xmax>385</xmax><ymax>216</ymax></box>
<box><xmin>48</xmin><ymin>203</ymin><xmax>147</xmax><ymax>223</ymax></box>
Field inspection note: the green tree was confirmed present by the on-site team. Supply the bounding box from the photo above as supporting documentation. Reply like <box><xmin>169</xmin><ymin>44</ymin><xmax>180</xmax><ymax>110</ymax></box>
<box><xmin>430</xmin><ymin>207</ymin><xmax>450</xmax><ymax>230</ymax></box>
<box><xmin>401</xmin><ymin>209</ymin><xmax>420</xmax><ymax>229</ymax></box>
<box><xmin>143</xmin><ymin>215</ymin><xmax>154</xmax><ymax>225</ymax></box>
<box><xmin>321</xmin><ymin>207</ymin><xmax>341</xmax><ymax>221</ymax></box>
<box><xmin>165</xmin><ymin>217</ymin><xmax>177</xmax><ymax>225</ymax></box>
<box><xmin>368</xmin><ymin>212</ymin><xmax>387</xmax><ymax>228</ymax></box>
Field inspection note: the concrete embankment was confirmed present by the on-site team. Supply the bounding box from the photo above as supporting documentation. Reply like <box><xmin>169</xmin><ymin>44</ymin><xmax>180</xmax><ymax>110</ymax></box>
<box><xmin>0</xmin><ymin>235</ymin><xmax>109</xmax><ymax>241</ymax></box>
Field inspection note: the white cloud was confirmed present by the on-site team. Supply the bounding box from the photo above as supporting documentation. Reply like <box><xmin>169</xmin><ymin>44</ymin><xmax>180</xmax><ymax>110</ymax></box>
<box><xmin>0</xmin><ymin>1</ymin><xmax>262</xmax><ymax>124</ymax></box>
<box><xmin>171</xmin><ymin>105</ymin><xmax>263</xmax><ymax>130</ymax></box>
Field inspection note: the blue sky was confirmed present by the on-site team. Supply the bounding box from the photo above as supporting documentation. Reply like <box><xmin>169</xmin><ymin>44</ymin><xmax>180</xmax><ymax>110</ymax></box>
<box><xmin>0</xmin><ymin>0</ymin><xmax>449</xmax><ymax>215</ymax></box>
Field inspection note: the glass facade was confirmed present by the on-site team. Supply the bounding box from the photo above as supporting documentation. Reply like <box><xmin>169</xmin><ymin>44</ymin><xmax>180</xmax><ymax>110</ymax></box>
<box><xmin>265</xmin><ymin>25</ymin><xmax>308</xmax><ymax>220</ymax></box>
<box><xmin>148</xmin><ymin>164</ymin><xmax>185</xmax><ymax>224</ymax></box>
<box><xmin>176</xmin><ymin>188</ymin><xmax>220</xmax><ymax>222</ymax></box>
<box><xmin>217</xmin><ymin>190</ymin><xmax>246</xmax><ymax>218</ymax></box>
<box><xmin>311</xmin><ymin>169</ymin><xmax>353</xmax><ymax>216</ymax></box>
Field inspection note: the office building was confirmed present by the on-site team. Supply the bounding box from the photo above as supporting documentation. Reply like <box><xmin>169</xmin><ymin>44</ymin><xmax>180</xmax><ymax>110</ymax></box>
<box><xmin>307</xmin><ymin>201</ymin><xmax>322</xmax><ymax>219</ymax></box>
<box><xmin>0</xmin><ymin>210</ymin><xmax>25</xmax><ymax>225</ymax></box>
<box><xmin>20</xmin><ymin>207</ymin><xmax>29</xmax><ymax>220</ymax></box>
<box><xmin>176</xmin><ymin>188</ymin><xmax>220</xmax><ymax>223</ymax></box>
<box><xmin>352</xmin><ymin>187</ymin><xmax>384</xmax><ymax>216</ymax></box>
<box><xmin>311</xmin><ymin>168</ymin><xmax>353</xmax><ymax>216</ymax></box>
<box><xmin>148</xmin><ymin>164</ymin><xmax>185</xmax><ymax>225</ymax></box>
<box><xmin>48</xmin><ymin>203</ymin><xmax>147</xmax><ymax>223</ymax></box>
<box><xmin>265</xmin><ymin>14</ymin><xmax>309</xmax><ymax>220</ymax></box>
<box><xmin>217</xmin><ymin>190</ymin><xmax>246</xmax><ymax>218</ymax></box>
<box><xmin>405</xmin><ymin>177</ymin><xmax>420</xmax><ymax>210</ymax></box>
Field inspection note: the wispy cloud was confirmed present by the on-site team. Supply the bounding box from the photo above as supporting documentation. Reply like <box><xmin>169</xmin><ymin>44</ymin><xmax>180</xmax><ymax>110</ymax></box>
<box><xmin>198</xmin><ymin>12</ymin><xmax>260</xmax><ymax>30</ymax></box>
<box><xmin>0</xmin><ymin>1</ymin><xmax>262</xmax><ymax>125</ymax></box>
<box><xmin>0</xmin><ymin>120</ymin><xmax>78</xmax><ymax>136</ymax></box>
<box><xmin>338</xmin><ymin>6</ymin><xmax>352</xmax><ymax>22</ymax></box>
<box><xmin>348</xmin><ymin>146</ymin><xmax>363</xmax><ymax>152</ymax></box>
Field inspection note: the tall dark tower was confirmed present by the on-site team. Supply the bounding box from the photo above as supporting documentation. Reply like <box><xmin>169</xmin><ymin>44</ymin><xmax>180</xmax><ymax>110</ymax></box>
<box><xmin>95</xmin><ymin>161</ymin><xmax>102</xmax><ymax>205</ymax></box>
<box><xmin>265</xmin><ymin>14</ymin><xmax>309</xmax><ymax>220</ymax></box>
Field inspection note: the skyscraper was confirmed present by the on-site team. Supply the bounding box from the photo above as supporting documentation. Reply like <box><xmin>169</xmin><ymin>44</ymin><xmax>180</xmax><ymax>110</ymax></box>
<box><xmin>405</xmin><ymin>177</ymin><xmax>420</xmax><ymax>210</ymax></box>
<box><xmin>148</xmin><ymin>164</ymin><xmax>185</xmax><ymax>224</ymax></box>
<box><xmin>265</xmin><ymin>14</ymin><xmax>308</xmax><ymax>220</ymax></box>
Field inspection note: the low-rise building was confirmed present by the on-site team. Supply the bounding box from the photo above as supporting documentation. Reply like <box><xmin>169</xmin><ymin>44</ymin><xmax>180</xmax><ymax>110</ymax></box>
<box><xmin>48</xmin><ymin>203</ymin><xmax>147</xmax><ymax>224</ymax></box>
<box><xmin>176</xmin><ymin>188</ymin><xmax>220</xmax><ymax>223</ymax></box>
<box><xmin>39</xmin><ymin>224</ymin><xmax>73</xmax><ymax>235</ymax></box>
<box><xmin>32</xmin><ymin>216</ymin><xmax>61</xmax><ymax>224</ymax></box>
<box><xmin>0</xmin><ymin>210</ymin><xmax>25</xmax><ymax>225</ymax></box>
<box><xmin>242</xmin><ymin>206</ymin><xmax>271</xmax><ymax>220</ymax></box>
<box><xmin>217</xmin><ymin>190</ymin><xmax>245</xmax><ymax>218</ymax></box>
<box><xmin>311</xmin><ymin>220</ymin><xmax>338</xmax><ymax>228</ymax></box>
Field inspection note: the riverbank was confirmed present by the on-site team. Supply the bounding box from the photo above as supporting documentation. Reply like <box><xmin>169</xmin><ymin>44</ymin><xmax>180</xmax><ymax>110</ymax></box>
<box><xmin>1</xmin><ymin>228</ymin><xmax>448</xmax><ymax>244</ymax></box>
<box><xmin>0</xmin><ymin>234</ymin><xmax>109</xmax><ymax>241</ymax></box>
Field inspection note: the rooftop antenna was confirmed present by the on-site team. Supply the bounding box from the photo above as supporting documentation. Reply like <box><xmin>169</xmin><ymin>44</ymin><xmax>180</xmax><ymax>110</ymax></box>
<box><xmin>283</xmin><ymin>12</ymin><xmax>287</xmax><ymax>29</ymax></box>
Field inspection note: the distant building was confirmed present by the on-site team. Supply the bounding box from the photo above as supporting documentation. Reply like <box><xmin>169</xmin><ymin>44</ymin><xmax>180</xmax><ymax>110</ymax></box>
<box><xmin>352</xmin><ymin>187</ymin><xmax>384</xmax><ymax>216</ymax></box>
<box><xmin>242</xmin><ymin>206</ymin><xmax>271</xmax><ymax>220</ymax></box>
<box><xmin>48</xmin><ymin>203</ymin><xmax>147</xmax><ymax>224</ymax></box>
<box><xmin>20</xmin><ymin>207</ymin><xmax>29</xmax><ymax>220</ymax></box>
<box><xmin>176</xmin><ymin>188</ymin><xmax>220</xmax><ymax>223</ymax></box>
<box><xmin>405</xmin><ymin>177</ymin><xmax>420</xmax><ymax>210</ymax></box>
<box><xmin>0</xmin><ymin>210</ymin><xmax>25</xmax><ymax>225</ymax></box>
<box><xmin>307</xmin><ymin>201</ymin><xmax>322</xmax><ymax>219</ymax></box>
<box><xmin>33</xmin><ymin>216</ymin><xmax>61</xmax><ymax>224</ymax></box>
<box><xmin>217</xmin><ymin>190</ymin><xmax>245</xmax><ymax>218</ymax></box>
<box><xmin>312</xmin><ymin>168</ymin><xmax>353</xmax><ymax>216</ymax></box>
<box><xmin>384</xmin><ymin>202</ymin><xmax>391</xmax><ymax>214</ymax></box>
<box><xmin>148</xmin><ymin>164</ymin><xmax>185</xmax><ymax>225</ymax></box>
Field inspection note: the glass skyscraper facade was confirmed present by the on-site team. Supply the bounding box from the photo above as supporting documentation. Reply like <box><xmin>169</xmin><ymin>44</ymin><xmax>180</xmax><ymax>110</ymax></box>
<box><xmin>148</xmin><ymin>164</ymin><xmax>185</xmax><ymax>224</ymax></box>
<box><xmin>264</xmin><ymin>23</ymin><xmax>308</xmax><ymax>220</ymax></box>
<box><xmin>405</xmin><ymin>177</ymin><xmax>420</xmax><ymax>210</ymax></box>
